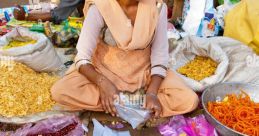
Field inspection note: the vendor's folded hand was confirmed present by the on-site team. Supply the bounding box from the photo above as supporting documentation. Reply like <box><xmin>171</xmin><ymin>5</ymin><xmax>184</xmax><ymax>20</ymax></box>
<box><xmin>144</xmin><ymin>92</ymin><xmax>162</xmax><ymax>119</ymax></box>
<box><xmin>98</xmin><ymin>76</ymin><xmax>119</xmax><ymax>117</ymax></box>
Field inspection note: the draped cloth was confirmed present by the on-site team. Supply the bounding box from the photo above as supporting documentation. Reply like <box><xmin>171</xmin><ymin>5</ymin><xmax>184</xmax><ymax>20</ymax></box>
<box><xmin>51</xmin><ymin>0</ymin><xmax>199</xmax><ymax>117</ymax></box>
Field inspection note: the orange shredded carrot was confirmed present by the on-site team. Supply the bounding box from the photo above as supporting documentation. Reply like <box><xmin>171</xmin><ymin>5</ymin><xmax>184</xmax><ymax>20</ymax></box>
<box><xmin>208</xmin><ymin>91</ymin><xmax>259</xmax><ymax>136</ymax></box>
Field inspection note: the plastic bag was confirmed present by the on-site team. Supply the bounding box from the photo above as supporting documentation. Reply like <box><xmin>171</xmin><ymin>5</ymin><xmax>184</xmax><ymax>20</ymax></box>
<box><xmin>114</xmin><ymin>92</ymin><xmax>151</xmax><ymax>129</ymax></box>
<box><xmin>115</xmin><ymin>104</ymin><xmax>150</xmax><ymax>129</ymax></box>
<box><xmin>0</xmin><ymin>116</ymin><xmax>84</xmax><ymax>136</ymax></box>
<box><xmin>92</xmin><ymin>119</ymin><xmax>131</xmax><ymax>136</ymax></box>
<box><xmin>170</xmin><ymin>36</ymin><xmax>229</xmax><ymax>91</ymax></box>
<box><xmin>182</xmin><ymin>0</ymin><xmax>206</xmax><ymax>35</ymax></box>
<box><xmin>196</xmin><ymin>0</ymin><xmax>222</xmax><ymax>37</ymax></box>
<box><xmin>158</xmin><ymin>115</ymin><xmax>218</xmax><ymax>136</ymax></box>
<box><xmin>0</xmin><ymin>27</ymin><xmax>63</xmax><ymax>72</ymax></box>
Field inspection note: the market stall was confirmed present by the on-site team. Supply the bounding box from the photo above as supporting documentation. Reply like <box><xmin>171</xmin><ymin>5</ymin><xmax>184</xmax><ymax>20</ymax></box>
<box><xmin>0</xmin><ymin>0</ymin><xmax>258</xmax><ymax>136</ymax></box>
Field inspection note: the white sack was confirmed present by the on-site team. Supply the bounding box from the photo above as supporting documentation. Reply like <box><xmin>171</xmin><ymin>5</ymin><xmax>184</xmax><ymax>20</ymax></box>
<box><xmin>170</xmin><ymin>36</ymin><xmax>229</xmax><ymax>91</ymax></box>
<box><xmin>207</xmin><ymin>37</ymin><xmax>259</xmax><ymax>85</ymax></box>
<box><xmin>0</xmin><ymin>27</ymin><xmax>63</xmax><ymax>72</ymax></box>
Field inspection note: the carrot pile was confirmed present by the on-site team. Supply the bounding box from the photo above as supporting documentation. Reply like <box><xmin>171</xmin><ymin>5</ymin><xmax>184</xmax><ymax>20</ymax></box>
<box><xmin>208</xmin><ymin>91</ymin><xmax>259</xmax><ymax>136</ymax></box>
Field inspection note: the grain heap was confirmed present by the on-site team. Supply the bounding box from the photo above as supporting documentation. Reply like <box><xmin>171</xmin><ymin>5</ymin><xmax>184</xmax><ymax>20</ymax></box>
<box><xmin>0</xmin><ymin>61</ymin><xmax>58</xmax><ymax>117</ymax></box>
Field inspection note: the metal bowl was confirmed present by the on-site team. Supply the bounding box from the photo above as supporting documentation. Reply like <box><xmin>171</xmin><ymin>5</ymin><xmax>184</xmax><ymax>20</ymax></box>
<box><xmin>202</xmin><ymin>82</ymin><xmax>259</xmax><ymax>136</ymax></box>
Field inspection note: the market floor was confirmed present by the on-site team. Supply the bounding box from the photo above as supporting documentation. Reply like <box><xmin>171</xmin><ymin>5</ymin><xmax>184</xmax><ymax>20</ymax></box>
<box><xmin>84</xmin><ymin>112</ymin><xmax>162</xmax><ymax>136</ymax></box>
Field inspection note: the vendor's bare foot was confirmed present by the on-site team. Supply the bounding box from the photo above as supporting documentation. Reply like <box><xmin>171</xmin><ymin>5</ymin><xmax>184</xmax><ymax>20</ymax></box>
<box><xmin>13</xmin><ymin>5</ymin><xmax>26</xmax><ymax>20</ymax></box>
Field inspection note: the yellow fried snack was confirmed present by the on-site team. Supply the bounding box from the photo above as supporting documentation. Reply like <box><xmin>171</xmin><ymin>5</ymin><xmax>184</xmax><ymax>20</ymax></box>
<box><xmin>2</xmin><ymin>36</ymin><xmax>37</xmax><ymax>50</ymax></box>
<box><xmin>177</xmin><ymin>56</ymin><xmax>218</xmax><ymax>81</ymax></box>
<box><xmin>0</xmin><ymin>61</ymin><xmax>58</xmax><ymax>117</ymax></box>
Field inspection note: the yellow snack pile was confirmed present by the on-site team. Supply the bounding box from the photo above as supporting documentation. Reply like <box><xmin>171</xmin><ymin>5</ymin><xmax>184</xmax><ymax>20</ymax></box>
<box><xmin>2</xmin><ymin>37</ymin><xmax>37</xmax><ymax>50</ymax></box>
<box><xmin>177</xmin><ymin>56</ymin><xmax>218</xmax><ymax>81</ymax></box>
<box><xmin>0</xmin><ymin>61</ymin><xmax>58</xmax><ymax>117</ymax></box>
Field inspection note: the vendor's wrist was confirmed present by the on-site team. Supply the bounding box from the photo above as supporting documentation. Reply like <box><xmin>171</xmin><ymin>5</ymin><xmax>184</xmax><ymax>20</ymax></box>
<box><xmin>97</xmin><ymin>75</ymin><xmax>106</xmax><ymax>87</ymax></box>
<box><xmin>146</xmin><ymin>89</ymin><xmax>158</xmax><ymax>95</ymax></box>
<box><xmin>146</xmin><ymin>92</ymin><xmax>158</xmax><ymax>98</ymax></box>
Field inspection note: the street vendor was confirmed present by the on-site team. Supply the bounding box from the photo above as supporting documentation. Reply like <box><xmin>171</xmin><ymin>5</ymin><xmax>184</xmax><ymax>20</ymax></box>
<box><xmin>13</xmin><ymin>0</ymin><xmax>85</xmax><ymax>24</ymax></box>
<box><xmin>51</xmin><ymin>0</ymin><xmax>199</xmax><ymax>118</ymax></box>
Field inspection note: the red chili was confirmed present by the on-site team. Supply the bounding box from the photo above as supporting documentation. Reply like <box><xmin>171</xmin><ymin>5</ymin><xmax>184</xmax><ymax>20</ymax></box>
<box><xmin>28</xmin><ymin>122</ymin><xmax>78</xmax><ymax>136</ymax></box>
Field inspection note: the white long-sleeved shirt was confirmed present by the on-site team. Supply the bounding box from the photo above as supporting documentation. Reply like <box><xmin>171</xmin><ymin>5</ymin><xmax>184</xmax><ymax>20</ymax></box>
<box><xmin>75</xmin><ymin>4</ymin><xmax>169</xmax><ymax>77</ymax></box>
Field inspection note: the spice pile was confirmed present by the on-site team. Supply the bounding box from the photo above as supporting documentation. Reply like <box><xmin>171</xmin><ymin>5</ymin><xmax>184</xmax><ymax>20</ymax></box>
<box><xmin>28</xmin><ymin>122</ymin><xmax>78</xmax><ymax>136</ymax></box>
<box><xmin>208</xmin><ymin>91</ymin><xmax>259</xmax><ymax>136</ymax></box>
<box><xmin>2</xmin><ymin>36</ymin><xmax>37</xmax><ymax>50</ymax></box>
<box><xmin>0</xmin><ymin>116</ymin><xmax>84</xmax><ymax>135</ymax></box>
<box><xmin>177</xmin><ymin>56</ymin><xmax>218</xmax><ymax>81</ymax></box>
<box><xmin>0</xmin><ymin>61</ymin><xmax>58</xmax><ymax>117</ymax></box>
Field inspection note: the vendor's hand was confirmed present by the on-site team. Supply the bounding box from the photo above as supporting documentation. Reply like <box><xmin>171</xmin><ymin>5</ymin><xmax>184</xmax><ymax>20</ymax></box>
<box><xmin>144</xmin><ymin>92</ymin><xmax>162</xmax><ymax>118</ymax></box>
<box><xmin>13</xmin><ymin>5</ymin><xmax>26</xmax><ymax>20</ymax></box>
<box><xmin>98</xmin><ymin>76</ymin><xmax>119</xmax><ymax>116</ymax></box>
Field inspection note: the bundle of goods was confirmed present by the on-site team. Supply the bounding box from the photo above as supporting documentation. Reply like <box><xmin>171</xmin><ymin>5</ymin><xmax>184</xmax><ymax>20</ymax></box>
<box><xmin>0</xmin><ymin>27</ymin><xmax>63</xmax><ymax>72</ymax></box>
<box><xmin>0</xmin><ymin>116</ymin><xmax>84</xmax><ymax>136</ymax></box>
<box><xmin>0</xmin><ymin>61</ymin><xmax>58</xmax><ymax>117</ymax></box>
<box><xmin>208</xmin><ymin>91</ymin><xmax>259</xmax><ymax>136</ymax></box>
<box><xmin>52</xmin><ymin>20</ymin><xmax>80</xmax><ymax>48</ymax></box>
<box><xmin>170</xmin><ymin>36</ymin><xmax>229</xmax><ymax>91</ymax></box>
<box><xmin>177</xmin><ymin>56</ymin><xmax>218</xmax><ymax>81</ymax></box>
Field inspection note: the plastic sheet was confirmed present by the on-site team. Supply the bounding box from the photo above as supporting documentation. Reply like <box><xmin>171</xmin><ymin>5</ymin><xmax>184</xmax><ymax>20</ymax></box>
<box><xmin>158</xmin><ymin>115</ymin><xmax>218</xmax><ymax>136</ymax></box>
<box><xmin>0</xmin><ymin>116</ymin><xmax>84</xmax><ymax>136</ymax></box>
<box><xmin>224</xmin><ymin>0</ymin><xmax>259</xmax><ymax>54</ymax></box>
<box><xmin>92</xmin><ymin>119</ymin><xmax>131</xmax><ymax>136</ymax></box>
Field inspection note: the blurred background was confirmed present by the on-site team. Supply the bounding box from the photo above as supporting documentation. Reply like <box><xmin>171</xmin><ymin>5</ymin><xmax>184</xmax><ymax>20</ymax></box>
<box><xmin>0</xmin><ymin>0</ymin><xmax>59</xmax><ymax>8</ymax></box>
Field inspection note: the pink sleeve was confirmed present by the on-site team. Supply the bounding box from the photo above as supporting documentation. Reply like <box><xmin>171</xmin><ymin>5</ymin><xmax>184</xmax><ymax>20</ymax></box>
<box><xmin>151</xmin><ymin>4</ymin><xmax>169</xmax><ymax>77</ymax></box>
<box><xmin>75</xmin><ymin>5</ymin><xmax>104</xmax><ymax>70</ymax></box>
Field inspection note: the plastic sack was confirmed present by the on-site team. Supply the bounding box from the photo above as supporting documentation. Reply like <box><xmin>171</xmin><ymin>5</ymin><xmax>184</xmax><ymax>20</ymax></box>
<box><xmin>170</xmin><ymin>36</ymin><xmax>229</xmax><ymax>91</ymax></box>
<box><xmin>182</xmin><ymin>0</ymin><xmax>206</xmax><ymax>35</ymax></box>
<box><xmin>0</xmin><ymin>116</ymin><xmax>84</xmax><ymax>136</ymax></box>
<box><xmin>224</xmin><ymin>0</ymin><xmax>259</xmax><ymax>54</ymax></box>
<box><xmin>92</xmin><ymin>119</ymin><xmax>131</xmax><ymax>136</ymax></box>
<box><xmin>0</xmin><ymin>27</ymin><xmax>63</xmax><ymax>72</ymax></box>
<box><xmin>196</xmin><ymin>0</ymin><xmax>222</xmax><ymax>37</ymax></box>
<box><xmin>158</xmin><ymin>115</ymin><xmax>218</xmax><ymax>136</ymax></box>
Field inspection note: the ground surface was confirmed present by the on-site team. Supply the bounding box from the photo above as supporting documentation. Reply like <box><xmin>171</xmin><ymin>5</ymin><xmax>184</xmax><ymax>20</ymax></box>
<box><xmin>84</xmin><ymin>112</ymin><xmax>162</xmax><ymax>136</ymax></box>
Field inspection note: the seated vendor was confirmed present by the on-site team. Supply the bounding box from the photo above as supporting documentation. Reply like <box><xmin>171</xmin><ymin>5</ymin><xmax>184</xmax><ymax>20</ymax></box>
<box><xmin>51</xmin><ymin>0</ymin><xmax>199</xmax><ymax>118</ymax></box>
<box><xmin>13</xmin><ymin>0</ymin><xmax>85</xmax><ymax>24</ymax></box>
